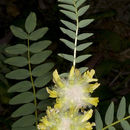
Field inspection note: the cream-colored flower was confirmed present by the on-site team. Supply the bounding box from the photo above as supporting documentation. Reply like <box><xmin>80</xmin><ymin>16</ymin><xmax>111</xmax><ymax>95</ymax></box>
<box><xmin>38</xmin><ymin>106</ymin><xmax>95</xmax><ymax>130</ymax></box>
<box><xmin>47</xmin><ymin>66</ymin><xmax>100</xmax><ymax>110</ymax></box>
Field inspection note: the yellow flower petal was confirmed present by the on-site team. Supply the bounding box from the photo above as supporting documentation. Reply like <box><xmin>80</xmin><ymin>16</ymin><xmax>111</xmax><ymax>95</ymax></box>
<box><xmin>86</xmin><ymin>97</ymin><xmax>99</xmax><ymax>107</ymax></box>
<box><xmin>69</xmin><ymin>66</ymin><xmax>75</xmax><ymax>80</ymax></box>
<box><xmin>46</xmin><ymin>87</ymin><xmax>57</xmax><ymax>98</ymax></box>
<box><xmin>81</xmin><ymin>109</ymin><xmax>93</xmax><ymax>122</ymax></box>
<box><xmin>53</xmin><ymin>70</ymin><xmax>64</xmax><ymax>88</ymax></box>
<box><xmin>87</xmin><ymin>83</ymin><xmax>100</xmax><ymax>93</ymax></box>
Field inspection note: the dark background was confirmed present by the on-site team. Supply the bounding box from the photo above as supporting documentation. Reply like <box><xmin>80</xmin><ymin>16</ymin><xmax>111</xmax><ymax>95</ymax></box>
<box><xmin>0</xmin><ymin>0</ymin><xmax>130</xmax><ymax>129</ymax></box>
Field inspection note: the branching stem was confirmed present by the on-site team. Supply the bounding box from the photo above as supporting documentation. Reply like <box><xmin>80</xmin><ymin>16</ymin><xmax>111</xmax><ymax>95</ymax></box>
<box><xmin>27</xmin><ymin>39</ymin><xmax>38</xmax><ymax>128</ymax></box>
<box><xmin>102</xmin><ymin>115</ymin><xmax>130</xmax><ymax>130</ymax></box>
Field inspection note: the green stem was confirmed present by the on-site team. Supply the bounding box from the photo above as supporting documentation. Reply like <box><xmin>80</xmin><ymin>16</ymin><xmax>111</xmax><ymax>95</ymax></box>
<box><xmin>102</xmin><ymin>115</ymin><xmax>130</xmax><ymax>130</ymax></box>
<box><xmin>73</xmin><ymin>0</ymin><xmax>79</xmax><ymax>68</ymax></box>
<box><xmin>27</xmin><ymin>39</ymin><xmax>38</xmax><ymax>128</ymax></box>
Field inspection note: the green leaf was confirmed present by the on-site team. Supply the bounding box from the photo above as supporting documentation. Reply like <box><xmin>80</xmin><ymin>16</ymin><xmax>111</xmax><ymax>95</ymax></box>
<box><xmin>79</xmin><ymin>19</ymin><xmax>94</xmax><ymax>28</ymax></box>
<box><xmin>12</xmin><ymin>115</ymin><xmax>35</xmax><ymax>128</ymax></box>
<box><xmin>9</xmin><ymin>92</ymin><xmax>34</xmax><ymax>105</ymax></box>
<box><xmin>30</xmin><ymin>40</ymin><xmax>52</xmax><ymax>53</ymax></box>
<box><xmin>77</xmin><ymin>42</ymin><xmax>92</xmax><ymax>51</ymax></box>
<box><xmin>32</xmin><ymin>62</ymin><xmax>54</xmax><ymax>77</ymax></box>
<box><xmin>105</xmin><ymin>102</ymin><xmax>114</xmax><ymax>125</ymax></box>
<box><xmin>60</xmin><ymin>10</ymin><xmax>77</xmax><ymax>20</ymax></box>
<box><xmin>11</xmin><ymin>103</ymin><xmax>35</xmax><ymax>117</ymax></box>
<box><xmin>60</xmin><ymin>72</ymin><xmax>68</xmax><ymax>78</ymax></box>
<box><xmin>61</xmin><ymin>20</ymin><xmax>76</xmax><ymax>31</ymax></box>
<box><xmin>60</xmin><ymin>27</ymin><xmax>75</xmax><ymax>39</ymax></box>
<box><xmin>117</xmin><ymin>97</ymin><xmax>126</xmax><ymax>120</ymax></box>
<box><xmin>120</xmin><ymin>120</ymin><xmax>130</xmax><ymax>130</ymax></box>
<box><xmin>8</xmin><ymin>81</ymin><xmax>32</xmax><ymax>93</ymax></box>
<box><xmin>78</xmin><ymin>5</ymin><xmax>90</xmax><ymax>17</ymax></box>
<box><xmin>108</xmin><ymin>126</ymin><xmax>116</xmax><ymax>130</ymax></box>
<box><xmin>4</xmin><ymin>57</ymin><xmax>28</xmax><ymax>67</ymax></box>
<box><xmin>29</xmin><ymin>27</ymin><xmax>48</xmax><ymax>41</ymax></box>
<box><xmin>95</xmin><ymin>110</ymin><xmax>103</xmax><ymax>130</ymax></box>
<box><xmin>35</xmin><ymin>72</ymin><xmax>52</xmax><ymax>88</ymax></box>
<box><xmin>78</xmin><ymin>33</ymin><xmax>93</xmax><ymax>40</ymax></box>
<box><xmin>6</xmin><ymin>69</ymin><xmax>30</xmax><ymax>80</ymax></box>
<box><xmin>58</xmin><ymin>0</ymin><xmax>73</xmax><ymax>5</ymax></box>
<box><xmin>10</xmin><ymin>25</ymin><xmax>28</xmax><ymax>39</ymax></box>
<box><xmin>76</xmin><ymin>54</ymin><xmax>91</xmax><ymax>63</ymax></box>
<box><xmin>37</xmin><ymin>99</ymin><xmax>53</xmax><ymax>111</ymax></box>
<box><xmin>5</xmin><ymin>44</ymin><xmax>27</xmax><ymax>55</ymax></box>
<box><xmin>25</xmin><ymin>12</ymin><xmax>36</xmax><ymax>33</ymax></box>
<box><xmin>129</xmin><ymin>104</ymin><xmax>130</xmax><ymax>114</ymax></box>
<box><xmin>12</xmin><ymin>126</ymin><xmax>36</xmax><ymax>130</ymax></box>
<box><xmin>76</xmin><ymin>0</ymin><xmax>86</xmax><ymax>8</ymax></box>
<box><xmin>79</xmin><ymin>67</ymin><xmax>88</xmax><ymax>74</ymax></box>
<box><xmin>59</xmin><ymin>4</ymin><xmax>75</xmax><ymax>12</ymax></box>
<box><xmin>36</xmin><ymin>88</ymin><xmax>49</xmax><ymax>100</ymax></box>
<box><xmin>30</xmin><ymin>50</ymin><xmax>52</xmax><ymax>64</ymax></box>
<box><xmin>58</xmin><ymin>53</ymin><xmax>73</xmax><ymax>62</ymax></box>
<box><xmin>60</xmin><ymin>39</ymin><xmax>74</xmax><ymax>50</ymax></box>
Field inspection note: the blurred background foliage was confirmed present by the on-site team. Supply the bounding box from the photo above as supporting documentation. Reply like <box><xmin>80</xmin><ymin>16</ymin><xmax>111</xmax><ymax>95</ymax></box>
<box><xmin>0</xmin><ymin>0</ymin><xmax>130</xmax><ymax>129</ymax></box>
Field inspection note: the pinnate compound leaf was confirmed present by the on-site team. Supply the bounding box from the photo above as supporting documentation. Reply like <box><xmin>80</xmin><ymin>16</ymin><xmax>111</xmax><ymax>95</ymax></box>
<box><xmin>29</xmin><ymin>27</ymin><xmax>48</xmax><ymax>41</ymax></box>
<box><xmin>76</xmin><ymin>0</ymin><xmax>86</xmax><ymax>8</ymax></box>
<box><xmin>76</xmin><ymin>54</ymin><xmax>91</xmax><ymax>63</ymax></box>
<box><xmin>61</xmin><ymin>20</ymin><xmax>76</xmax><ymax>31</ymax></box>
<box><xmin>95</xmin><ymin>110</ymin><xmax>103</xmax><ymax>130</ymax></box>
<box><xmin>8</xmin><ymin>81</ymin><xmax>32</xmax><ymax>93</ymax></box>
<box><xmin>25</xmin><ymin>12</ymin><xmax>36</xmax><ymax>33</ymax></box>
<box><xmin>78</xmin><ymin>5</ymin><xmax>90</xmax><ymax>17</ymax></box>
<box><xmin>79</xmin><ymin>19</ymin><xmax>94</xmax><ymax>28</ymax></box>
<box><xmin>59</xmin><ymin>4</ymin><xmax>75</xmax><ymax>12</ymax></box>
<box><xmin>117</xmin><ymin>97</ymin><xmax>126</xmax><ymax>120</ymax></box>
<box><xmin>11</xmin><ymin>103</ymin><xmax>35</xmax><ymax>117</ymax></box>
<box><xmin>77</xmin><ymin>42</ymin><xmax>92</xmax><ymax>51</ymax></box>
<box><xmin>35</xmin><ymin>72</ymin><xmax>52</xmax><ymax>88</ymax></box>
<box><xmin>120</xmin><ymin>120</ymin><xmax>130</xmax><ymax>130</ymax></box>
<box><xmin>58</xmin><ymin>53</ymin><xmax>73</xmax><ymax>62</ymax></box>
<box><xmin>58</xmin><ymin>0</ymin><xmax>73</xmax><ymax>5</ymax></box>
<box><xmin>78</xmin><ymin>33</ymin><xmax>93</xmax><ymax>40</ymax></box>
<box><xmin>9</xmin><ymin>92</ymin><xmax>34</xmax><ymax>105</ymax></box>
<box><xmin>60</xmin><ymin>10</ymin><xmax>77</xmax><ymax>20</ymax></box>
<box><xmin>36</xmin><ymin>88</ymin><xmax>49</xmax><ymax>100</ymax></box>
<box><xmin>30</xmin><ymin>50</ymin><xmax>52</xmax><ymax>64</ymax></box>
<box><xmin>60</xmin><ymin>39</ymin><xmax>74</xmax><ymax>50</ymax></box>
<box><xmin>32</xmin><ymin>62</ymin><xmax>54</xmax><ymax>77</ymax></box>
<box><xmin>60</xmin><ymin>27</ymin><xmax>75</xmax><ymax>39</ymax></box>
<box><xmin>12</xmin><ymin>126</ymin><xmax>36</xmax><ymax>130</ymax></box>
<box><xmin>4</xmin><ymin>57</ymin><xmax>28</xmax><ymax>67</ymax></box>
<box><xmin>105</xmin><ymin>102</ymin><xmax>114</xmax><ymax>125</ymax></box>
<box><xmin>5</xmin><ymin>44</ymin><xmax>27</xmax><ymax>55</ymax></box>
<box><xmin>30</xmin><ymin>40</ymin><xmax>51</xmax><ymax>53</ymax></box>
<box><xmin>6</xmin><ymin>69</ymin><xmax>29</xmax><ymax>80</ymax></box>
<box><xmin>10</xmin><ymin>25</ymin><xmax>28</xmax><ymax>39</ymax></box>
<box><xmin>12</xmin><ymin>115</ymin><xmax>35</xmax><ymax>128</ymax></box>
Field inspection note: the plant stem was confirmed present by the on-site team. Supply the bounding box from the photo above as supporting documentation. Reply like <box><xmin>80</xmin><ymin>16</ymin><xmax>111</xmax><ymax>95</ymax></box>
<box><xmin>27</xmin><ymin>39</ymin><xmax>38</xmax><ymax>128</ymax></box>
<box><xmin>102</xmin><ymin>115</ymin><xmax>130</xmax><ymax>130</ymax></box>
<box><xmin>73</xmin><ymin>0</ymin><xmax>79</xmax><ymax>68</ymax></box>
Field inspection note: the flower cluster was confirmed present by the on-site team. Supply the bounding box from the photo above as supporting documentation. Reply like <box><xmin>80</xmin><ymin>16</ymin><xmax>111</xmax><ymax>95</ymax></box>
<box><xmin>38</xmin><ymin>106</ymin><xmax>95</xmax><ymax>130</ymax></box>
<box><xmin>38</xmin><ymin>66</ymin><xmax>100</xmax><ymax>130</ymax></box>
